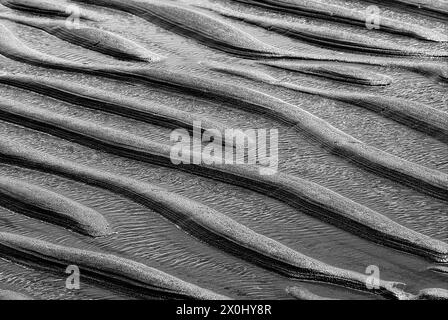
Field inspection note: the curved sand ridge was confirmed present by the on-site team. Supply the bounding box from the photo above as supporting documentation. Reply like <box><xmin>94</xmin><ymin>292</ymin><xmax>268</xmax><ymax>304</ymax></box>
<box><xmin>259</xmin><ymin>60</ymin><xmax>393</xmax><ymax>85</ymax></box>
<box><xmin>0</xmin><ymin>176</ymin><xmax>111</xmax><ymax>237</ymax></box>
<box><xmin>427</xmin><ymin>265</ymin><xmax>448</xmax><ymax>275</ymax></box>
<box><xmin>0</xmin><ymin>12</ymin><xmax>163</xmax><ymax>62</ymax></box>
<box><xmin>288</xmin><ymin>286</ymin><xmax>448</xmax><ymax>300</ymax></box>
<box><xmin>0</xmin><ymin>0</ymin><xmax>443</xmax><ymax>298</ymax></box>
<box><xmin>365</xmin><ymin>0</ymin><xmax>448</xmax><ymax>17</ymax></box>
<box><xmin>260</xmin><ymin>61</ymin><xmax>392</xmax><ymax>85</ymax></box>
<box><xmin>200</xmin><ymin>4</ymin><xmax>448</xmax><ymax>57</ymax></box>
<box><xmin>0</xmin><ymin>232</ymin><xmax>229</xmax><ymax>299</ymax></box>
<box><xmin>0</xmin><ymin>146</ymin><xmax>414</xmax><ymax>299</ymax></box>
<box><xmin>408</xmin><ymin>288</ymin><xmax>448</xmax><ymax>300</ymax></box>
<box><xmin>1</xmin><ymin>20</ymin><xmax>447</xmax><ymax>82</ymax></box>
<box><xmin>0</xmin><ymin>100</ymin><xmax>446</xmax><ymax>263</ymax></box>
<box><xmin>213</xmin><ymin>62</ymin><xmax>448</xmax><ymax>144</ymax></box>
<box><xmin>0</xmin><ymin>73</ymin><xmax>247</xmax><ymax>149</ymax></box>
<box><xmin>107</xmin><ymin>65</ymin><xmax>448</xmax><ymax>202</ymax></box>
<box><xmin>69</xmin><ymin>0</ymin><xmax>294</xmax><ymax>58</ymax></box>
<box><xmin>0</xmin><ymin>0</ymin><xmax>100</xmax><ymax>20</ymax></box>
<box><xmin>0</xmin><ymin>28</ymin><xmax>446</xmax><ymax>200</ymax></box>
<box><xmin>210</xmin><ymin>60</ymin><xmax>393</xmax><ymax>86</ymax></box>
<box><xmin>232</xmin><ymin>0</ymin><xmax>448</xmax><ymax>42</ymax></box>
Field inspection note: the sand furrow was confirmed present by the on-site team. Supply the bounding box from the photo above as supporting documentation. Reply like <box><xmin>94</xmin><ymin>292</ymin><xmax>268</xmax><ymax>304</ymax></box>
<box><xmin>200</xmin><ymin>4</ymin><xmax>447</xmax><ymax>56</ymax></box>
<box><xmin>0</xmin><ymin>232</ymin><xmax>229</xmax><ymax>299</ymax></box>
<box><xmin>0</xmin><ymin>30</ymin><xmax>445</xmax><ymax>201</ymax></box>
<box><xmin>220</xmin><ymin>62</ymin><xmax>448</xmax><ymax>143</ymax></box>
<box><xmin>69</xmin><ymin>0</ymin><xmax>293</xmax><ymax>58</ymax></box>
<box><xmin>408</xmin><ymin>288</ymin><xmax>448</xmax><ymax>300</ymax></box>
<box><xmin>0</xmin><ymin>105</ymin><xmax>446</xmax><ymax>264</ymax></box>
<box><xmin>0</xmin><ymin>146</ymin><xmax>413</xmax><ymax>298</ymax></box>
<box><xmin>0</xmin><ymin>29</ymin><xmax>445</xmax><ymax>201</ymax></box>
<box><xmin>0</xmin><ymin>0</ymin><xmax>100</xmax><ymax>20</ymax></box>
<box><xmin>0</xmin><ymin>73</ymin><xmax>243</xmax><ymax>148</ymax></box>
<box><xmin>427</xmin><ymin>265</ymin><xmax>448</xmax><ymax>275</ymax></box>
<box><xmin>106</xmin><ymin>64</ymin><xmax>448</xmax><ymax>201</ymax></box>
<box><xmin>260</xmin><ymin>60</ymin><xmax>393</xmax><ymax>85</ymax></box>
<box><xmin>1</xmin><ymin>20</ymin><xmax>446</xmax><ymax>81</ymax></box>
<box><xmin>232</xmin><ymin>0</ymin><xmax>448</xmax><ymax>41</ymax></box>
<box><xmin>0</xmin><ymin>12</ymin><xmax>163</xmax><ymax>62</ymax></box>
<box><xmin>0</xmin><ymin>0</ymin><xmax>444</xmax><ymax>301</ymax></box>
<box><xmin>365</xmin><ymin>0</ymin><xmax>448</xmax><ymax>18</ymax></box>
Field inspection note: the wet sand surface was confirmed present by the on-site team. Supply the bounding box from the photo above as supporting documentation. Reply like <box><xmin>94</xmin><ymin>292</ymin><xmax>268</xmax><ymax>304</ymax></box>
<box><xmin>0</xmin><ymin>0</ymin><xmax>447</xmax><ymax>300</ymax></box>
